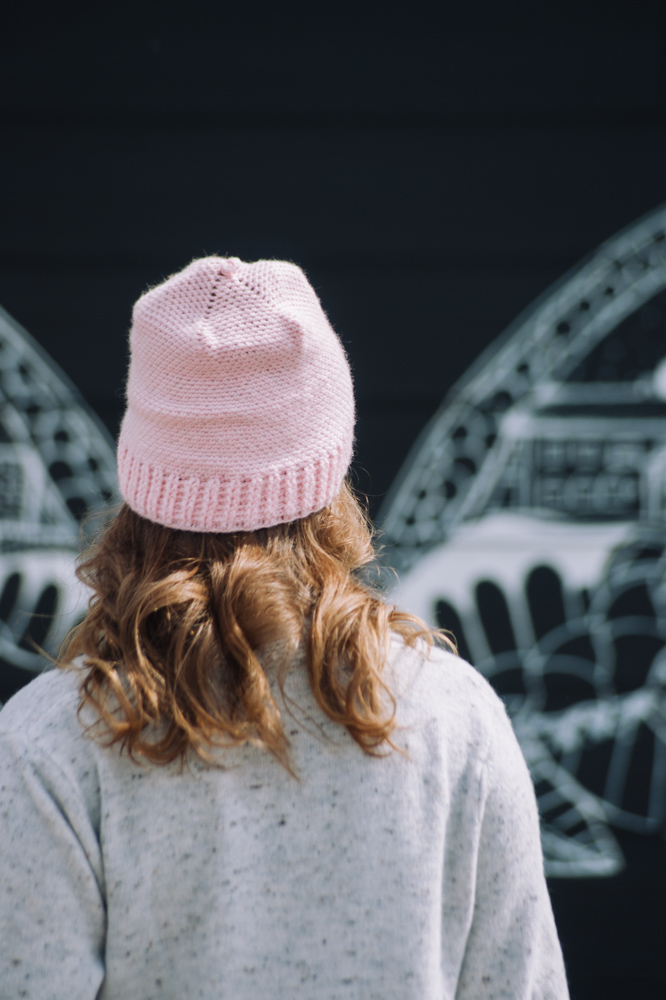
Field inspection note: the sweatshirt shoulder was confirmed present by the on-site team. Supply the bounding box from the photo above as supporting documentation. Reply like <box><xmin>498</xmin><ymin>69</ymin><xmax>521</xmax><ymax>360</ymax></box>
<box><xmin>390</xmin><ymin>638</ymin><xmax>505</xmax><ymax>712</ymax></box>
<box><xmin>0</xmin><ymin>665</ymin><xmax>86</xmax><ymax>752</ymax></box>
<box><xmin>389</xmin><ymin>638</ymin><xmax>513</xmax><ymax>756</ymax></box>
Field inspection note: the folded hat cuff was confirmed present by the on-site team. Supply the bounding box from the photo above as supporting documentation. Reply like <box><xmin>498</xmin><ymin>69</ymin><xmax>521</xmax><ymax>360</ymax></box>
<box><xmin>117</xmin><ymin>439</ymin><xmax>353</xmax><ymax>533</ymax></box>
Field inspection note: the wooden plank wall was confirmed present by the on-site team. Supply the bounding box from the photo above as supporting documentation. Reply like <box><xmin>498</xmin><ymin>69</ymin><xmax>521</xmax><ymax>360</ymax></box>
<box><xmin>2</xmin><ymin>3</ymin><xmax>665</xmax><ymax>522</ymax></box>
<box><xmin>1</xmin><ymin>7</ymin><xmax>666</xmax><ymax>991</ymax></box>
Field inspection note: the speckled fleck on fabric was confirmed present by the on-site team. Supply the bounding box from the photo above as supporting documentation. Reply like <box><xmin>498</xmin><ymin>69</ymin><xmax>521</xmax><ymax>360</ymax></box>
<box><xmin>0</xmin><ymin>642</ymin><xmax>569</xmax><ymax>999</ymax></box>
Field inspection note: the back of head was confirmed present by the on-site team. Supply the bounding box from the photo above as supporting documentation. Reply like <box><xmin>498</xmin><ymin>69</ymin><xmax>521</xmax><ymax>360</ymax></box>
<box><xmin>62</xmin><ymin>257</ymin><xmax>434</xmax><ymax>768</ymax></box>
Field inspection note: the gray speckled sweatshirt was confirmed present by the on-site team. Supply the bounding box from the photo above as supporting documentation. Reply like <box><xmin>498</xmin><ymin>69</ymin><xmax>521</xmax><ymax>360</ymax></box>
<box><xmin>0</xmin><ymin>641</ymin><xmax>569</xmax><ymax>1000</ymax></box>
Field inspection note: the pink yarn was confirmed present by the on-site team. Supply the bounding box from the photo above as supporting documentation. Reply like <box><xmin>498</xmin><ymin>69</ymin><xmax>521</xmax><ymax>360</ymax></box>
<box><xmin>118</xmin><ymin>256</ymin><xmax>355</xmax><ymax>532</ymax></box>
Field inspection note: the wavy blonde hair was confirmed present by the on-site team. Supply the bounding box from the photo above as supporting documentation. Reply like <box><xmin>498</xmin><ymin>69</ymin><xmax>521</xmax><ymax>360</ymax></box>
<box><xmin>60</xmin><ymin>483</ymin><xmax>446</xmax><ymax>769</ymax></box>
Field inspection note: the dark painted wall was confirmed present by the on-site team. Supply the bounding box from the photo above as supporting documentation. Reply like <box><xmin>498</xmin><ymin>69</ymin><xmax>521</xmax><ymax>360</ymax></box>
<box><xmin>2</xmin><ymin>3</ymin><xmax>666</xmax><ymax>995</ymax></box>
<box><xmin>3</xmin><ymin>2</ymin><xmax>666</xmax><ymax>522</ymax></box>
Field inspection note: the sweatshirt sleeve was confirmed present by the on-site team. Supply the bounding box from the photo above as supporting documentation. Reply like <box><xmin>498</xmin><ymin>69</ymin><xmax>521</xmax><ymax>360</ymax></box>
<box><xmin>0</xmin><ymin>729</ymin><xmax>106</xmax><ymax>1000</ymax></box>
<box><xmin>455</xmin><ymin>699</ymin><xmax>570</xmax><ymax>1000</ymax></box>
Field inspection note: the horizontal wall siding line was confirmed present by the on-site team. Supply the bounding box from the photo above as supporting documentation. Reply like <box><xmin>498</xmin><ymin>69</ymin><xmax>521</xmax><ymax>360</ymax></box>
<box><xmin>0</xmin><ymin>252</ymin><xmax>580</xmax><ymax>273</ymax></box>
<box><xmin>2</xmin><ymin>108</ymin><xmax>666</xmax><ymax>134</ymax></box>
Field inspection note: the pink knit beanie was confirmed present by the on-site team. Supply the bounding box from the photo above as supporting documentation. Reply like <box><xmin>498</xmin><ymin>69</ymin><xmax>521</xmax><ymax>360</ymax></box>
<box><xmin>117</xmin><ymin>256</ymin><xmax>355</xmax><ymax>533</ymax></box>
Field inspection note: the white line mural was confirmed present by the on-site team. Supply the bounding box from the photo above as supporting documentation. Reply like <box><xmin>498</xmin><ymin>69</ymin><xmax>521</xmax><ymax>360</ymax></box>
<box><xmin>381</xmin><ymin>204</ymin><xmax>666</xmax><ymax>877</ymax></box>
<box><xmin>0</xmin><ymin>304</ymin><xmax>117</xmax><ymax>705</ymax></box>
<box><xmin>4</xmin><ymin>208</ymin><xmax>666</xmax><ymax>879</ymax></box>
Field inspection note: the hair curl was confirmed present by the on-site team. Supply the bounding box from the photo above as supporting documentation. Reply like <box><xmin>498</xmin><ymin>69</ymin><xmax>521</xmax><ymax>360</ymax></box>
<box><xmin>60</xmin><ymin>483</ymin><xmax>449</xmax><ymax>770</ymax></box>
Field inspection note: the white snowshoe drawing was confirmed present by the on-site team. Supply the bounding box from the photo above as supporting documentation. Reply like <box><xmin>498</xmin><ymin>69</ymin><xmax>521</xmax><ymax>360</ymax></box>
<box><xmin>0</xmin><ymin>304</ymin><xmax>117</xmax><ymax>704</ymax></box>
<box><xmin>381</xmin><ymin>203</ymin><xmax>666</xmax><ymax>877</ymax></box>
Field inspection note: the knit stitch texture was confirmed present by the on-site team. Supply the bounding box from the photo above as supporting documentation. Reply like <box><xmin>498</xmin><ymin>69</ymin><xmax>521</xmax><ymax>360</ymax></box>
<box><xmin>0</xmin><ymin>644</ymin><xmax>570</xmax><ymax>999</ymax></box>
<box><xmin>118</xmin><ymin>257</ymin><xmax>355</xmax><ymax>532</ymax></box>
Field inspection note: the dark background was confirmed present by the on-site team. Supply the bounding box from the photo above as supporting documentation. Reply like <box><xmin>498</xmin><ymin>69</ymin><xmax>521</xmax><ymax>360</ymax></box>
<box><xmin>2</xmin><ymin>2</ymin><xmax>666</xmax><ymax>995</ymax></box>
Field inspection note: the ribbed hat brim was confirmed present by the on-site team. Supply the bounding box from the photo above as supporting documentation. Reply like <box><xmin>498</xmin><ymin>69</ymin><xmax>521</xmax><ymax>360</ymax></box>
<box><xmin>118</xmin><ymin>438</ymin><xmax>353</xmax><ymax>533</ymax></box>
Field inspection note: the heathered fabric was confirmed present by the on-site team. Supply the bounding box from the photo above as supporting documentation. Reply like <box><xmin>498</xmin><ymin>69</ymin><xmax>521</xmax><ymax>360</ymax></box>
<box><xmin>0</xmin><ymin>643</ymin><xmax>569</xmax><ymax>1000</ymax></box>
<box><xmin>117</xmin><ymin>256</ymin><xmax>355</xmax><ymax>533</ymax></box>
